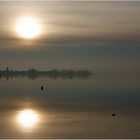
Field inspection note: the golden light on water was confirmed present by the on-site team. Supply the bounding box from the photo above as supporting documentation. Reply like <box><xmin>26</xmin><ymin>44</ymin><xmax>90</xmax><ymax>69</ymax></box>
<box><xmin>16</xmin><ymin>16</ymin><xmax>41</xmax><ymax>39</ymax></box>
<box><xmin>17</xmin><ymin>109</ymin><xmax>38</xmax><ymax>128</ymax></box>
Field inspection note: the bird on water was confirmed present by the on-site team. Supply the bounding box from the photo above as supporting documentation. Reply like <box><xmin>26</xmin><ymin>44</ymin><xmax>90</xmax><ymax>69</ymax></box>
<box><xmin>41</xmin><ymin>86</ymin><xmax>44</xmax><ymax>91</ymax></box>
<box><xmin>112</xmin><ymin>113</ymin><xmax>116</xmax><ymax>117</ymax></box>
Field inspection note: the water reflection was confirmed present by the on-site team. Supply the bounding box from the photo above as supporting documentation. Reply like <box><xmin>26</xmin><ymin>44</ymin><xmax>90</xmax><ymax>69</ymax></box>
<box><xmin>17</xmin><ymin>109</ymin><xmax>39</xmax><ymax>128</ymax></box>
<box><xmin>0</xmin><ymin>74</ymin><xmax>139</xmax><ymax>138</ymax></box>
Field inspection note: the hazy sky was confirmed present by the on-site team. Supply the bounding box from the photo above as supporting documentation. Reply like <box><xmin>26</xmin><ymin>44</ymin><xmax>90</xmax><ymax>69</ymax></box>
<box><xmin>0</xmin><ymin>1</ymin><xmax>140</xmax><ymax>71</ymax></box>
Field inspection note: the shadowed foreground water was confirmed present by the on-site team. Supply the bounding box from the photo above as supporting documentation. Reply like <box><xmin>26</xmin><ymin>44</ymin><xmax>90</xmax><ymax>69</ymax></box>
<box><xmin>0</xmin><ymin>72</ymin><xmax>140</xmax><ymax>138</ymax></box>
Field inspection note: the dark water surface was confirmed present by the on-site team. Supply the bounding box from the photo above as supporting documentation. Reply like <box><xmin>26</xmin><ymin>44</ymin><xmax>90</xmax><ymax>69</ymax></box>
<box><xmin>0</xmin><ymin>73</ymin><xmax>140</xmax><ymax>138</ymax></box>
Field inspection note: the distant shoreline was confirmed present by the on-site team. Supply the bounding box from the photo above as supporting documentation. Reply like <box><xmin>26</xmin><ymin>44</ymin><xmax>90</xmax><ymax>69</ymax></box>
<box><xmin>0</xmin><ymin>67</ymin><xmax>94</xmax><ymax>80</ymax></box>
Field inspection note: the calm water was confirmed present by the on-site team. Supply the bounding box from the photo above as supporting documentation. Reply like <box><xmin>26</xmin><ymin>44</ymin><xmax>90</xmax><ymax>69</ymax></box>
<box><xmin>0</xmin><ymin>73</ymin><xmax>140</xmax><ymax>138</ymax></box>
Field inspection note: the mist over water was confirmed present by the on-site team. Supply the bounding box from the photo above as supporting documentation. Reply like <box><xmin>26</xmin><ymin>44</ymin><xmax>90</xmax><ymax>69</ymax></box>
<box><xmin>0</xmin><ymin>73</ymin><xmax>140</xmax><ymax>138</ymax></box>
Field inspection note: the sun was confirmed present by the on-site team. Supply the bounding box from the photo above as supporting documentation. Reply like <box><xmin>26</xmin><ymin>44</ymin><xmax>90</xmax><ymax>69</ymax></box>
<box><xmin>16</xmin><ymin>16</ymin><xmax>41</xmax><ymax>39</ymax></box>
<box><xmin>17</xmin><ymin>109</ymin><xmax>38</xmax><ymax>127</ymax></box>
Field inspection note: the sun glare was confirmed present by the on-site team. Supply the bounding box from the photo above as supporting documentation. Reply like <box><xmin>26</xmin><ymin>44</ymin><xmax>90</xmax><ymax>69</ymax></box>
<box><xmin>17</xmin><ymin>109</ymin><xmax>38</xmax><ymax>127</ymax></box>
<box><xmin>16</xmin><ymin>16</ymin><xmax>41</xmax><ymax>39</ymax></box>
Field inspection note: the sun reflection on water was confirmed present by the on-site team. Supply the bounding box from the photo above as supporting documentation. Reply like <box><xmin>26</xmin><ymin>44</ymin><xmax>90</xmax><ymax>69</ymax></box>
<box><xmin>17</xmin><ymin>109</ymin><xmax>39</xmax><ymax>128</ymax></box>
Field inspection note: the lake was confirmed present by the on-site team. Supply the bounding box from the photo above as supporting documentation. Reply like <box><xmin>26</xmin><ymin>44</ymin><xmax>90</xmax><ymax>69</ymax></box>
<box><xmin>0</xmin><ymin>72</ymin><xmax>140</xmax><ymax>138</ymax></box>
